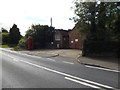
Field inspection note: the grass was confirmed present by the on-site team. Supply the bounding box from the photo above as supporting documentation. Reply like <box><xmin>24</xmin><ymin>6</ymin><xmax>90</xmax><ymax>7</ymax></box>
<box><xmin>12</xmin><ymin>46</ymin><xmax>25</xmax><ymax>51</ymax></box>
<box><xmin>0</xmin><ymin>44</ymin><xmax>25</xmax><ymax>51</ymax></box>
<box><xmin>0</xmin><ymin>45</ymin><xmax>10</xmax><ymax>48</ymax></box>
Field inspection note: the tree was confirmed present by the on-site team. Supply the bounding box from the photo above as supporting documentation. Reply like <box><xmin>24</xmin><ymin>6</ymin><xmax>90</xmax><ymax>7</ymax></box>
<box><xmin>0</xmin><ymin>32</ymin><xmax>9</xmax><ymax>45</ymax></box>
<box><xmin>25</xmin><ymin>28</ymin><xmax>36</xmax><ymax>38</ymax></box>
<box><xmin>25</xmin><ymin>24</ymin><xmax>55</xmax><ymax>49</ymax></box>
<box><xmin>9</xmin><ymin>24</ymin><xmax>22</xmax><ymax>45</ymax></box>
<box><xmin>73</xmin><ymin>1</ymin><xmax>119</xmax><ymax>40</ymax></box>
<box><xmin>18</xmin><ymin>37</ymin><xmax>27</xmax><ymax>49</ymax></box>
<box><xmin>1</xmin><ymin>28</ymin><xmax>8</xmax><ymax>33</ymax></box>
<box><xmin>72</xmin><ymin>1</ymin><xmax>120</xmax><ymax>55</ymax></box>
<box><xmin>0</xmin><ymin>28</ymin><xmax>9</xmax><ymax>45</ymax></box>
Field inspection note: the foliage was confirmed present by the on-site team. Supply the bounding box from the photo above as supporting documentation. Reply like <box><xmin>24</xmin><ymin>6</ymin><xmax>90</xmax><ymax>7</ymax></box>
<box><xmin>84</xmin><ymin>40</ymin><xmax>119</xmax><ymax>53</ymax></box>
<box><xmin>25</xmin><ymin>28</ymin><xmax>35</xmax><ymax>38</ymax></box>
<box><xmin>0</xmin><ymin>33</ymin><xmax>9</xmax><ymax>45</ymax></box>
<box><xmin>73</xmin><ymin>1</ymin><xmax>120</xmax><ymax>56</ymax></box>
<box><xmin>0</xmin><ymin>45</ymin><xmax>10</xmax><ymax>48</ymax></box>
<box><xmin>73</xmin><ymin>1</ymin><xmax>120</xmax><ymax>40</ymax></box>
<box><xmin>25</xmin><ymin>24</ymin><xmax>55</xmax><ymax>49</ymax></box>
<box><xmin>9</xmin><ymin>24</ymin><xmax>22</xmax><ymax>45</ymax></box>
<box><xmin>13</xmin><ymin>46</ymin><xmax>24</xmax><ymax>51</ymax></box>
<box><xmin>1</xmin><ymin>28</ymin><xmax>8</xmax><ymax>33</ymax></box>
<box><xmin>18</xmin><ymin>37</ymin><xmax>27</xmax><ymax>49</ymax></box>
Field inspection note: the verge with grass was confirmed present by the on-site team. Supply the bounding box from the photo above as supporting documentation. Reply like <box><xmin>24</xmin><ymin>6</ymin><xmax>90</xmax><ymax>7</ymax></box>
<box><xmin>0</xmin><ymin>45</ymin><xmax>10</xmax><ymax>48</ymax></box>
<box><xmin>12</xmin><ymin>46</ymin><xmax>25</xmax><ymax>51</ymax></box>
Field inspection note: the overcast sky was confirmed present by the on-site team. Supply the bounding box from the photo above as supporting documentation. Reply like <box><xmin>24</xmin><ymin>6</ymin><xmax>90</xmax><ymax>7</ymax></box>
<box><xmin>0</xmin><ymin>0</ymin><xmax>75</xmax><ymax>35</ymax></box>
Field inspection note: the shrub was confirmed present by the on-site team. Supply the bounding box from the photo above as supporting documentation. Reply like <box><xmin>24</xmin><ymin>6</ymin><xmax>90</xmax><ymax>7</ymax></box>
<box><xmin>13</xmin><ymin>46</ymin><xmax>24</xmax><ymax>51</ymax></box>
<box><xmin>83</xmin><ymin>39</ymin><xmax>119</xmax><ymax>56</ymax></box>
<box><xmin>18</xmin><ymin>37</ymin><xmax>27</xmax><ymax>49</ymax></box>
<box><xmin>0</xmin><ymin>33</ymin><xmax>9</xmax><ymax>44</ymax></box>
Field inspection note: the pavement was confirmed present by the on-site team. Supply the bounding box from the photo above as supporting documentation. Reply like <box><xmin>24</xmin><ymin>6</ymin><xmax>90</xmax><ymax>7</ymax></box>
<box><xmin>19</xmin><ymin>49</ymin><xmax>119</xmax><ymax>71</ymax></box>
<box><xmin>78</xmin><ymin>56</ymin><xmax>119</xmax><ymax>70</ymax></box>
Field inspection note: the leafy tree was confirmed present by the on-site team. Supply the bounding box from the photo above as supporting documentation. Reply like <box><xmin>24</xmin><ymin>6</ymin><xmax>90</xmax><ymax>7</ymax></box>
<box><xmin>9</xmin><ymin>24</ymin><xmax>22</xmax><ymax>45</ymax></box>
<box><xmin>0</xmin><ymin>32</ymin><xmax>9</xmax><ymax>45</ymax></box>
<box><xmin>73</xmin><ymin>1</ymin><xmax>119</xmax><ymax>40</ymax></box>
<box><xmin>72</xmin><ymin>1</ymin><xmax>120</xmax><ymax>55</ymax></box>
<box><xmin>25</xmin><ymin>24</ymin><xmax>55</xmax><ymax>49</ymax></box>
<box><xmin>1</xmin><ymin>28</ymin><xmax>8</xmax><ymax>33</ymax></box>
<box><xmin>18</xmin><ymin>37</ymin><xmax>27</xmax><ymax>49</ymax></box>
<box><xmin>25</xmin><ymin>28</ymin><xmax>36</xmax><ymax>38</ymax></box>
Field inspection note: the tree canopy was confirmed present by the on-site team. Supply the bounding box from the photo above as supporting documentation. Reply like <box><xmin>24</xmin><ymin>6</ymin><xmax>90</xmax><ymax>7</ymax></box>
<box><xmin>72</xmin><ymin>1</ymin><xmax>120</xmax><ymax>55</ymax></box>
<box><xmin>25</xmin><ymin>24</ymin><xmax>55</xmax><ymax>49</ymax></box>
<box><xmin>73</xmin><ymin>1</ymin><xmax>120</xmax><ymax>41</ymax></box>
<box><xmin>9</xmin><ymin>24</ymin><xmax>22</xmax><ymax>45</ymax></box>
<box><xmin>1</xmin><ymin>28</ymin><xmax>8</xmax><ymax>33</ymax></box>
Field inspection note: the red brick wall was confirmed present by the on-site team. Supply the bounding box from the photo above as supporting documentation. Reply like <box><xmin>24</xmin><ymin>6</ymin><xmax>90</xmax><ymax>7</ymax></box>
<box><xmin>54</xmin><ymin>30</ymin><xmax>69</xmax><ymax>48</ymax></box>
<box><xmin>54</xmin><ymin>29</ymin><xmax>83</xmax><ymax>49</ymax></box>
<box><xmin>69</xmin><ymin>29</ymin><xmax>83</xmax><ymax>49</ymax></box>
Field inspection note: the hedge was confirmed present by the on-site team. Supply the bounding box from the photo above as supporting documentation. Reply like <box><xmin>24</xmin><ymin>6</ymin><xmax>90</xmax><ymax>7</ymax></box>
<box><xmin>83</xmin><ymin>40</ymin><xmax>119</xmax><ymax>56</ymax></box>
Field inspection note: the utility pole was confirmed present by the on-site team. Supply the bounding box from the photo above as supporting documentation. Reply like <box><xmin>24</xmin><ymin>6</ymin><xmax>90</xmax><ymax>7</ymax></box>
<box><xmin>50</xmin><ymin>17</ymin><xmax>52</xmax><ymax>27</ymax></box>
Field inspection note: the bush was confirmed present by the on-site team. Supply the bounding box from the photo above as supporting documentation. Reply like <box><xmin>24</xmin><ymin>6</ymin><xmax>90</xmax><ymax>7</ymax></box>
<box><xmin>13</xmin><ymin>46</ymin><xmax>24</xmax><ymax>51</ymax></box>
<box><xmin>0</xmin><ymin>33</ymin><xmax>9</xmax><ymax>44</ymax></box>
<box><xmin>18</xmin><ymin>37</ymin><xmax>27</xmax><ymax>49</ymax></box>
<box><xmin>83</xmin><ymin>39</ymin><xmax>119</xmax><ymax>56</ymax></box>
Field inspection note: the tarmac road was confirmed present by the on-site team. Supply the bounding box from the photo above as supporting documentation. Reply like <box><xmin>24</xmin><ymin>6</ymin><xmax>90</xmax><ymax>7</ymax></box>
<box><xmin>1</xmin><ymin>48</ymin><xmax>119</xmax><ymax>89</ymax></box>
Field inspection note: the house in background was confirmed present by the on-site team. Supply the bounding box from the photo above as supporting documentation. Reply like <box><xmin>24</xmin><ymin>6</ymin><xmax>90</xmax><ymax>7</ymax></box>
<box><xmin>54</xmin><ymin>26</ymin><xmax>83</xmax><ymax>49</ymax></box>
<box><xmin>51</xmin><ymin>18</ymin><xmax>83</xmax><ymax>49</ymax></box>
<box><xmin>54</xmin><ymin>29</ymin><xmax>69</xmax><ymax>49</ymax></box>
<box><xmin>69</xmin><ymin>26</ymin><xmax>83</xmax><ymax>49</ymax></box>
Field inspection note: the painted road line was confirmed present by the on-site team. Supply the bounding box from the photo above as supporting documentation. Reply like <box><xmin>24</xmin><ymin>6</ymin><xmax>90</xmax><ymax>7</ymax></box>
<box><xmin>85</xmin><ymin>65</ymin><xmax>120</xmax><ymax>73</ymax></box>
<box><xmin>2</xmin><ymin>53</ymin><xmax>18</xmax><ymax>62</ymax></box>
<box><xmin>19</xmin><ymin>60</ymin><xmax>115</xmax><ymax>89</ymax></box>
<box><xmin>46</xmin><ymin>58</ymin><xmax>55</xmax><ymax>62</ymax></box>
<box><xmin>1</xmin><ymin>48</ymin><xmax>43</xmax><ymax>59</ymax></box>
<box><xmin>1</xmin><ymin>49</ymin><xmax>116</xmax><ymax>89</ymax></box>
<box><xmin>65</xmin><ymin>77</ymin><xmax>100</xmax><ymax>89</ymax></box>
<box><xmin>62</xmin><ymin>61</ymin><xmax>74</xmax><ymax>64</ymax></box>
<box><xmin>1</xmin><ymin>53</ymin><xmax>13</xmax><ymax>59</ymax></box>
<box><xmin>13</xmin><ymin>58</ymin><xmax>19</xmax><ymax>62</ymax></box>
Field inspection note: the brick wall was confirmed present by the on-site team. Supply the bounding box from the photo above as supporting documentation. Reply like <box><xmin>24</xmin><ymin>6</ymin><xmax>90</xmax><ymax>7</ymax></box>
<box><xmin>69</xmin><ymin>29</ymin><xmax>83</xmax><ymax>49</ymax></box>
<box><xmin>54</xmin><ymin>30</ymin><xmax>69</xmax><ymax>49</ymax></box>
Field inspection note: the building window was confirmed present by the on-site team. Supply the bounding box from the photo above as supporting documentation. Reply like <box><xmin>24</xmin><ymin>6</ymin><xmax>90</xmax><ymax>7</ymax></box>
<box><xmin>55</xmin><ymin>35</ymin><xmax>60</xmax><ymax>41</ymax></box>
<box><xmin>71</xmin><ymin>41</ymin><xmax>74</xmax><ymax>43</ymax></box>
<box><xmin>75</xmin><ymin>39</ymin><xmax>78</xmax><ymax>42</ymax></box>
<box><xmin>51</xmin><ymin>42</ymin><xmax>53</xmax><ymax>44</ymax></box>
<box><xmin>57</xmin><ymin>44</ymin><xmax>60</xmax><ymax>48</ymax></box>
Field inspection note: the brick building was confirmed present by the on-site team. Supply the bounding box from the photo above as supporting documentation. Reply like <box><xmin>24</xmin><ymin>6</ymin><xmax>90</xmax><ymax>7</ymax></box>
<box><xmin>69</xmin><ymin>27</ymin><xmax>83</xmax><ymax>49</ymax></box>
<box><xmin>54</xmin><ymin>29</ymin><xmax>69</xmax><ymax>49</ymax></box>
<box><xmin>54</xmin><ymin>25</ymin><xmax>83</xmax><ymax>49</ymax></box>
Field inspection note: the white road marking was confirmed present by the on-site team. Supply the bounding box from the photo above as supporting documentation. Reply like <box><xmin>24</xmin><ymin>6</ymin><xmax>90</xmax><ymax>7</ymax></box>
<box><xmin>62</xmin><ymin>61</ymin><xmax>74</xmax><ymax>64</ymax></box>
<box><xmin>13</xmin><ymin>58</ymin><xmax>19</xmax><ymax>62</ymax></box>
<box><xmin>85</xmin><ymin>65</ymin><xmax>120</xmax><ymax>73</ymax></box>
<box><xmin>19</xmin><ymin>59</ymin><xmax>115</xmax><ymax>89</ymax></box>
<box><xmin>46</xmin><ymin>58</ymin><xmax>55</xmax><ymax>62</ymax></box>
<box><xmin>0</xmin><ymin>49</ymin><xmax>116</xmax><ymax>89</ymax></box>
<box><xmin>65</xmin><ymin>77</ymin><xmax>100</xmax><ymax>89</ymax></box>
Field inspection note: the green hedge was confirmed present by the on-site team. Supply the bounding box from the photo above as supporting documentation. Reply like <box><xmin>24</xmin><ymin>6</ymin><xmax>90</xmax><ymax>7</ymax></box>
<box><xmin>18</xmin><ymin>37</ymin><xmax>27</xmax><ymax>49</ymax></box>
<box><xmin>0</xmin><ymin>33</ymin><xmax>9</xmax><ymax>44</ymax></box>
<box><xmin>83</xmin><ymin>40</ymin><xmax>119</xmax><ymax>55</ymax></box>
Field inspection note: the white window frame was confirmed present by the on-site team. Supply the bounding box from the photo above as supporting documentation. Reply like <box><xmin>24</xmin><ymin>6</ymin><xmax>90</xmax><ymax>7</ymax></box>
<box><xmin>55</xmin><ymin>35</ymin><xmax>60</xmax><ymax>41</ymax></box>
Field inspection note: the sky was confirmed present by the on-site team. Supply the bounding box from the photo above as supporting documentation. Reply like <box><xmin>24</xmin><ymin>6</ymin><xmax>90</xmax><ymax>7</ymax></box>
<box><xmin>0</xmin><ymin>0</ymin><xmax>76</xmax><ymax>36</ymax></box>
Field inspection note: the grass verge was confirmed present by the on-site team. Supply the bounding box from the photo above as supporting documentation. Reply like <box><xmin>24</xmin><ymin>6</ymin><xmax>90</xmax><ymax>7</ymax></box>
<box><xmin>12</xmin><ymin>46</ymin><xmax>25</xmax><ymax>51</ymax></box>
<box><xmin>0</xmin><ymin>45</ymin><xmax>10</xmax><ymax>48</ymax></box>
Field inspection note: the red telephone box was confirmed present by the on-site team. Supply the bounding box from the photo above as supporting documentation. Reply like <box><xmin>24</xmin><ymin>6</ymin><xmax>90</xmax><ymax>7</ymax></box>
<box><xmin>27</xmin><ymin>36</ymin><xmax>34</xmax><ymax>50</ymax></box>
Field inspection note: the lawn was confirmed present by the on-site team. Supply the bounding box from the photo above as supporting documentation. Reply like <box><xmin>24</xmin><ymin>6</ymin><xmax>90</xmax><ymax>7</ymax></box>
<box><xmin>0</xmin><ymin>44</ymin><xmax>25</xmax><ymax>51</ymax></box>
<box><xmin>0</xmin><ymin>45</ymin><xmax>10</xmax><ymax>48</ymax></box>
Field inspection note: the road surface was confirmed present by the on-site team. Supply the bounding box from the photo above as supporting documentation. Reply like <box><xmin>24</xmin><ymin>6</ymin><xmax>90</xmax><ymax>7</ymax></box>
<box><xmin>0</xmin><ymin>48</ymin><xmax>119</xmax><ymax>89</ymax></box>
